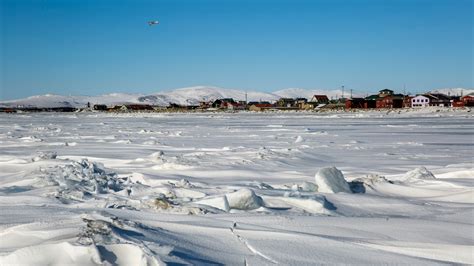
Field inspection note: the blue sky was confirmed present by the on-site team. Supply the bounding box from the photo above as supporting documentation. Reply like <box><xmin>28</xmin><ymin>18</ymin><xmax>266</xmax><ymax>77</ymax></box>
<box><xmin>1</xmin><ymin>0</ymin><xmax>472</xmax><ymax>99</ymax></box>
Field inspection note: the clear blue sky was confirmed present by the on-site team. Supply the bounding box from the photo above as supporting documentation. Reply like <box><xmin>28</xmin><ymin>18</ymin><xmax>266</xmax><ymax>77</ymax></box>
<box><xmin>1</xmin><ymin>0</ymin><xmax>472</xmax><ymax>99</ymax></box>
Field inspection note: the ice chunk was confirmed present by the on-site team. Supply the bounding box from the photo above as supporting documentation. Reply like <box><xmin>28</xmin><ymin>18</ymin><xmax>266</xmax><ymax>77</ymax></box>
<box><xmin>226</xmin><ymin>188</ymin><xmax>263</xmax><ymax>210</ymax></box>
<box><xmin>300</xmin><ymin>181</ymin><xmax>318</xmax><ymax>192</ymax></box>
<box><xmin>31</xmin><ymin>151</ymin><xmax>57</xmax><ymax>162</ymax></box>
<box><xmin>314</xmin><ymin>167</ymin><xmax>351</xmax><ymax>193</ymax></box>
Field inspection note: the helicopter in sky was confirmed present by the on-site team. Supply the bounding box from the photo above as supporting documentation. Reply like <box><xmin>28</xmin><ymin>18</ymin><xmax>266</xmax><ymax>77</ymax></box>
<box><xmin>148</xmin><ymin>20</ymin><xmax>159</xmax><ymax>26</ymax></box>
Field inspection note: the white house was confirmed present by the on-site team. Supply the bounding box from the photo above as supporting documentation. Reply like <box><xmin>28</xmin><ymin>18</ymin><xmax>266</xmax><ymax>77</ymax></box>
<box><xmin>411</xmin><ymin>95</ymin><xmax>430</xmax><ymax>108</ymax></box>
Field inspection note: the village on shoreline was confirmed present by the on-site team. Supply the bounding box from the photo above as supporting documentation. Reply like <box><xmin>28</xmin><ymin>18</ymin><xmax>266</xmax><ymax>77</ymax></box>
<box><xmin>1</xmin><ymin>88</ymin><xmax>473</xmax><ymax>113</ymax></box>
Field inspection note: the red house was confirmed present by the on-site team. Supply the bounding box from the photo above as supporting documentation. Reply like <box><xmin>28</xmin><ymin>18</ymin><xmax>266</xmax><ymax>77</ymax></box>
<box><xmin>376</xmin><ymin>95</ymin><xmax>404</xmax><ymax>108</ymax></box>
<box><xmin>462</xmin><ymin>94</ymin><xmax>474</xmax><ymax>107</ymax></box>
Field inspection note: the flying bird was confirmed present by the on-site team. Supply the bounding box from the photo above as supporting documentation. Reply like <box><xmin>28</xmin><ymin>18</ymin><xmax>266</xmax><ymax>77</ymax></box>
<box><xmin>148</xmin><ymin>20</ymin><xmax>159</xmax><ymax>26</ymax></box>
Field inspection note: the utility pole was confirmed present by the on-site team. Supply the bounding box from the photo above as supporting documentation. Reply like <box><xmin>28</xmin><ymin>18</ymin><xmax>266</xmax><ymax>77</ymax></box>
<box><xmin>245</xmin><ymin>91</ymin><xmax>248</xmax><ymax>104</ymax></box>
<box><xmin>341</xmin><ymin>85</ymin><xmax>345</xmax><ymax>99</ymax></box>
<box><xmin>350</xmin><ymin>89</ymin><xmax>353</xmax><ymax>99</ymax></box>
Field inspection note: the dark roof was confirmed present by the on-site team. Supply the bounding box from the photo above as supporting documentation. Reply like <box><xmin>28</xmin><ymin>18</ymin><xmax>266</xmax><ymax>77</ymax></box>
<box><xmin>219</xmin><ymin>98</ymin><xmax>235</xmax><ymax>102</ymax></box>
<box><xmin>424</xmin><ymin>93</ymin><xmax>450</xmax><ymax>101</ymax></box>
<box><xmin>365</xmin><ymin>94</ymin><xmax>380</xmax><ymax>100</ymax></box>
<box><xmin>248</xmin><ymin>101</ymin><xmax>271</xmax><ymax>105</ymax></box>
<box><xmin>311</xmin><ymin>95</ymin><xmax>329</xmax><ymax>102</ymax></box>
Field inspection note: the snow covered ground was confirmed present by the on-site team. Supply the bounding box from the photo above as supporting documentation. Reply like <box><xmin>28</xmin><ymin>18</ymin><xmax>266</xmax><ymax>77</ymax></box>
<box><xmin>0</xmin><ymin>109</ymin><xmax>472</xmax><ymax>265</ymax></box>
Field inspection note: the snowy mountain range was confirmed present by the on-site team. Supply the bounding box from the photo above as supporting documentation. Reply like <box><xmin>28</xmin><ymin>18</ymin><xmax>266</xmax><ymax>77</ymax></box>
<box><xmin>1</xmin><ymin>86</ymin><xmax>472</xmax><ymax>108</ymax></box>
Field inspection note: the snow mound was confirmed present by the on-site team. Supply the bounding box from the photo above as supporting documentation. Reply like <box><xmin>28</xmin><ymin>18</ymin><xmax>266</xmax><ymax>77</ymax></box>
<box><xmin>100</xmin><ymin>244</ymin><xmax>161</xmax><ymax>266</ymax></box>
<box><xmin>196</xmin><ymin>196</ymin><xmax>230</xmax><ymax>212</ymax></box>
<box><xmin>278</xmin><ymin>196</ymin><xmax>333</xmax><ymax>214</ymax></box>
<box><xmin>38</xmin><ymin>159</ymin><xmax>132</xmax><ymax>200</ymax></box>
<box><xmin>0</xmin><ymin>242</ymin><xmax>102</xmax><ymax>266</ymax></box>
<box><xmin>314</xmin><ymin>167</ymin><xmax>351</xmax><ymax>193</ymax></box>
<box><xmin>226</xmin><ymin>188</ymin><xmax>263</xmax><ymax>210</ymax></box>
<box><xmin>403</xmin><ymin>167</ymin><xmax>436</xmax><ymax>181</ymax></box>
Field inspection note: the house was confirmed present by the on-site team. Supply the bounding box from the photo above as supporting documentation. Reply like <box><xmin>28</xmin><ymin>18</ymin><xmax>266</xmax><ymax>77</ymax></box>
<box><xmin>167</xmin><ymin>103</ymin><xmax>187</xmax><ymax>110</ymax></box>
<box><xmin>376</xmin><ymin>94</ymin><xmax>404</xmax><ymax>108</ymax></box>
<box><xmin>226</xmin><ymin>101</ymin><xmax>245</xmax><ymax>110</ymax></box>
<box><xmin>248</xmin><ymin>101</ymin><xmax>274</xmax><ymax>111</ymax></box>
<box><xmin>199</xmin><ymin>101</ymin><xmax>212</xmax><ymax>109</ymax></box>
<box><xmin>212</xmin><ymin>98</ymin><xmax>236</xmax><ymax>109</ymax></box>
<box><xmin>403</xmin><ymin>96</ymin><xmax>414</xmax><ymax>108</ymax></box>
<box><xmin>345</xmin><ymin>98</ymin><xmax>366</xmax><ymax>109</ymax></box>
<box><xmin>295</xmin><ymin>98</ymin><xmax>308</xmax><ymax>109</ymax></box>
<box><xmin>310</xmin><ymin>95</ymin><xmax>329</xmax><ymax>104</ymax></box>
<box><xmin>49</xmin><ymin>107</ymin><xmax>77</xmax><ymax>112</ymax></box>
<box><xmin>296</xmin><ymin>95</ymin><xmax>328</xmax><ymax>109</ymax></box>
<box><xmin>93</xmin><ymin>104</ymin><xmax>108</xmax><ymax>111</ymax></box>
<box><xmin>128</xmin><ymin>104</ymin><xmax>154</xmax><ymax>111</ymax></box>
<box><xmin>452</xmin><ymin>99</ymin><xmax>465</xmax><ymax>107</ymax></box>
<box><xmin>365</xmin><ymin>89</ymin><xmax>403</xmax><ymax>109</ymax></box>
<box><xmin>411</xmin><ymin>95</ymin><xmax>430</xmax><ymax>108</ymax></box>
<box><xmin>117</xmin><ymin>104</ymin><xmax>154</xmax><ymax>112</ymax></box>
<box><xmin>365</xmin><ymin>94</ymin><xmax>379</xmax><ymax>108</ymax></box>
<box><xmin>276</xmin><ymin>98</ymin><xmax>296</xmax><ymax>108</ymax></box>
<box><xmin>461</xmin><ymin>94</ymin><xmax>474</xmax><ymax>107</ymax></box>
<box><xmin>424</xmin><ymin>93</ymin><xmax>451</xmax><ymax>107</ymax></box>
<box><xmin>0</xmin><ymin>107</ymin><xmax>16</xmax><ymax>113</ymax></box>
<box><xmin>379</xmin><ymin>89</ymin><xmax>394</xmax><ymax>97</ymax></box>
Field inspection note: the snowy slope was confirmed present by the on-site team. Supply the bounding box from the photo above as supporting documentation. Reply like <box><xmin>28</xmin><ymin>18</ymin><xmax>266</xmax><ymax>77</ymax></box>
<box><xmin>139</xmin><ymin>86</ymin><xmax>280</xmax><ymax>106</ymax></box>
<box><xmin>0</xmin><ymin>86</ymin><xmax>280</xmax><ymax>108</ymax></box>
<box><xmin>0</xmin><ymin>93</ymin><xmax>144</xmax><ymax>108</ymax></box>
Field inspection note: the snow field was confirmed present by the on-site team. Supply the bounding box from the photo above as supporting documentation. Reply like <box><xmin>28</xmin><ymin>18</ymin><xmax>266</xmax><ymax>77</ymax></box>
<box><xmin>0</xmin><ymin>110</ymin><xmax>472</xmax><ymax>265</ymax></box>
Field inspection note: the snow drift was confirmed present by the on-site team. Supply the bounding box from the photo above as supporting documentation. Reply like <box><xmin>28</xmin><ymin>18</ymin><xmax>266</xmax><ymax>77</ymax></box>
<box><xmin>402</xmin><ymin>167</ymin><xmax>436</xmax><ymax>181</ymax></box>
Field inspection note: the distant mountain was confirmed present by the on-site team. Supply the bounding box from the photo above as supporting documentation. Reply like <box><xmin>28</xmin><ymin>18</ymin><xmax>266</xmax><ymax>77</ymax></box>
<box><xmin>428</xmin><ymin>88</ymin><xmax>474</xmax><ymax>96</ymax></box>
<box><xmin>1</xmin><ymin>86</ymin><xmax>472</xmax><ymax>108</ymax></box>
<box><xmin>139</xmin><ymin>86</ymin><xmax>280</xmax><ymax>106</ymax></box>
<box><xmin>274</xmin><ymin>88</ymin><xmax>363</xmax><ymax>100</ymax></box>
<box><xmin>0</xmin><ymin>93</ymin><xmax>144</xmax><ymax>108</ymax></box>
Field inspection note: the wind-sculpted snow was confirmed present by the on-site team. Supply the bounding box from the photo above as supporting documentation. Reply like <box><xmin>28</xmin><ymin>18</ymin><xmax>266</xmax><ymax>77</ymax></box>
<box><xmin>37</xmin><ymin>159</ymin><xmax>133</xmax><ymax>201</ymax></box>
<box><xmin>0</xmin><ymin>110</ymin><xmax>473</xmax><ymax>265</ymax></box>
